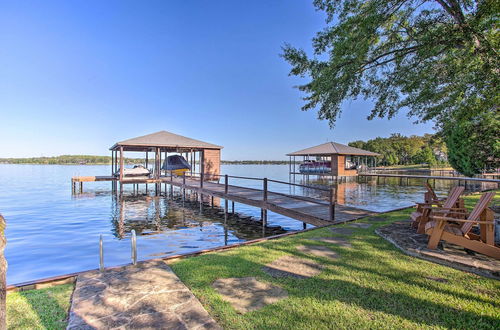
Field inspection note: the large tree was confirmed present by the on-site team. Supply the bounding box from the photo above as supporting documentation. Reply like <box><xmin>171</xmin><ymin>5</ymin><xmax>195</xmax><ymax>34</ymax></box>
<box><xmin>282</xmin><ymin>0</ymin><xmax>499</xmax><ymax>128</ymax></box>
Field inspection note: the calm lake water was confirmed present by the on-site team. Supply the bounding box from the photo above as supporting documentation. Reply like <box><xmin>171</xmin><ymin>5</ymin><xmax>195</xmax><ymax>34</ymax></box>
<box><xmin>1</xmin><ymin>164</ymin><xmax>496</xmax><ymax>285</ymax></box>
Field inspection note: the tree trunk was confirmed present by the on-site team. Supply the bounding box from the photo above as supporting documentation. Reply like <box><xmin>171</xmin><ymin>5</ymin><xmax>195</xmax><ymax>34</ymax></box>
<box><xmin>0</xmin><ymin>214</ymin><xmax>6</xmax><ymax>328</ymax></box>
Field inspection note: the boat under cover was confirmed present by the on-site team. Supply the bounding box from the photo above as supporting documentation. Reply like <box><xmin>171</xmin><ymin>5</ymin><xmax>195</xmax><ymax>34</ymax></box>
<box><xmin>114</xmin><ymin>165</ymin><xmax>151</xmax><ymax>177</ymax></box>
<box><xmin>162</xmin><ymin>155</ymin><xmax>191</xmax><ymax>175</ymax></box>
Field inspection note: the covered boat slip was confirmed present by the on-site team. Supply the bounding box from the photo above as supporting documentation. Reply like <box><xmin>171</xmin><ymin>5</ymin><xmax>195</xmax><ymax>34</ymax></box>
<box><xmin>109</xmin><ymin>130</ymin><xmax>222</xmax><ymax>188</ymax></box>
<box><xmin>288</xmin><ymin>142</ymin><xmax>380</xmax><ymax>177</ymax></box>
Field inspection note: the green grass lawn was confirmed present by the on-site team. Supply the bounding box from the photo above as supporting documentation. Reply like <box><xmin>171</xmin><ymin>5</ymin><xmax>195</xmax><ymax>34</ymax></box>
<box><xmin>7</xmin><ymin>284</ymin><xmax>74</xmax><ymax>329</ymax></box>
<box><xmin>170</xmin><ymin>192</ymin><xmax>500</xmax><ymax>329</ymax></box>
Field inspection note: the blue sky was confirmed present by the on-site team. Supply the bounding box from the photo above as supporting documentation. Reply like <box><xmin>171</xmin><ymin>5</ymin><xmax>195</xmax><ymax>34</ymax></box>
<box><xmin>0</xmin><ymin>1</ymin><xmax>434</xmax><ymax>160</ymax></box>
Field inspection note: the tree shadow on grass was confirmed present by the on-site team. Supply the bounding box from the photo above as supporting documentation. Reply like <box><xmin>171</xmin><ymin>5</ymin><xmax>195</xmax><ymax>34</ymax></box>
<box><xmin>174</xmin><ymin>249</ymin><xmax>500</xmax><ymax>329</ymax></box>
<box><xmin>259</xmin><ymin>235</ymin><xmax>499</xmax><ymax>307</ymax></box>
<box><xmin>18</xmin><ymin>285</ymin><xmax>71</xmax><ymax>330</ymax></box>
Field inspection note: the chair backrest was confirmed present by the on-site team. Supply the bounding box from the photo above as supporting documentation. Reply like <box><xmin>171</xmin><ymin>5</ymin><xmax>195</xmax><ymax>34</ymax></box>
<box><xmin>461</xmin><ymin>192</ymin><xmax>496</xmax><ymax>234</ymax></box>
<box><xmin>425</xmin><ymin>182</ymin><xmax>438</xmax><ymax>201</ymax></box>
<box><xmin>442</xmin><ymin>186</ymin><xmax>465</xmax><ymax>209</ymax></box>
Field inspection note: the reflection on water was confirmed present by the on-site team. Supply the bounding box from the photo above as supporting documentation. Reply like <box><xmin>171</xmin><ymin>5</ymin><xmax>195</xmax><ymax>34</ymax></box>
<box><xmin>1</xmin><ymin>164</ymin><xmax>497</xmax><ymax>285</ymax></box>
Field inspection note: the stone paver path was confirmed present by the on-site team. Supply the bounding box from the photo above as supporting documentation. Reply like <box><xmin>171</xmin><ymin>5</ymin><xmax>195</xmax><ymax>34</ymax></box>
<box><xmin>262</xmin><ymin>255</ymin><xmax>323</xmax><ymax>279</ymax></box>
<box><xmin>67</xmin><ymin>260</ymin><xmax>220</xmax><ymax>329</ymax></box>
<box><xmin>310</xmin><ymin>237</ymin><xmax>352</xmax><ymax>248</ymax></box>
<box><xmin>297</xmin><ymin>245</ymin><xmax>339</xmax><ymax>259</ymax></box>
<box><xmin>212</xmin><ymin>277</ymin><xmax>288</xmax><ymax>313</ymax></box>
<box><xmin>348</xmin><ymin>223</ymin><xmax>372</xmax><ymax>229</ymax></box>
<box><xmin>329</xmin><ymin>227</ymin><xmax>355</xmax><ymax>235</ymax></box>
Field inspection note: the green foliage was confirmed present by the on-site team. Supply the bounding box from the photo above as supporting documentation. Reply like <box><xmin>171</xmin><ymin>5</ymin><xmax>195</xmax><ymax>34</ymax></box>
<box><xmin>414</xmin><ymin>145</ymin><xmax>437</xmax><ymax>166</ymax></box>
<box><xmin>445</xmin><ymin>111</ymin><xmax>500</xmax><ymax>176</ymax></box>
<box><xmin>282</xmin><ymin>0</ymin><xmax>499</xmax><ymax>128</ymax></box>
<box><xmin>348</xmin><ymin>133</ymin><xmax>445</xmax><ymax>166</ymax></box>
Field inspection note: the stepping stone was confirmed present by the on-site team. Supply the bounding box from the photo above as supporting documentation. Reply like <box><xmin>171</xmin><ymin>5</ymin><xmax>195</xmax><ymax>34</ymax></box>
<box><xmin>329</xmin><ymin>227</ymin><xmax>355</xmax><ymax>235</ymax></box>
<box><xmin>262</xmin><ymin>255</ymin><xmax>323</xmax><ymax>279</ymax></box>
<box><xmin>348</xmin><ymin>223</ymin><xmax>372</xmax><ymax>229</ymax></box>
<box><xmin>366</xmin><ymin>216</ymin><xmax>388</xmax><ymax>222</ymax></box>
<box><xmin>310</xmin><ymin>237</ymin><xmax>352</xmax><ymax>248</ymax></box>
<box><xmin>67</xmin><ymin>260</ymin><xmax>220</xmax><ymax>329</ymax></box>
<box><xmin>297</xmin><ymin>245</ymin><xmax>339</xmax><ymax>259</ymax></box>
<box><xmin>212</xmin><ymin>277</ymin><xmax>288</xmax><ymax>313</ymax></box>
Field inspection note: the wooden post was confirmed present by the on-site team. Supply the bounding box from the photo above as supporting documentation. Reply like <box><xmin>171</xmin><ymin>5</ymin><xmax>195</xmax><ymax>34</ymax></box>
<box><xmin>200</xmin><ymin>171</ymin><xmax>204</xmax><ymax>188</ymax></box>
<box><xmin>119</xmin><ymin>146</ymin><xmax>124</xmax><ymax>182</ymax></box>
<box><xmin>111</xmin><ymin>150</ymin><xmax>114</xmax><ymax>176</ymax></box>
<box><xmin>224</xmin><ymin>174</ymin><xmax>228</xmax><ymax>194</ymax></box>
<box><xmin>0</xmin><ymin>214</ymin><xmax>5</xmax><ymax>329</ymax></box>
<box><xmin>263</xmin><ymin>178</ymin><xmax>268</xmax><ymax>202</ymax></box>
<box><xmin>182</xmin><ymin>173</ymin><xmax>186</xmax><ymax>201</ymax></box>
<box><xmin>329</xmin><ymin>187</ymin><xmax>335</xmax><ymax>221</ymax></box>
<box><xmin>224</xmin><ymin>199</ymin><xmax>228</xmax><ymax>221</ymax></box>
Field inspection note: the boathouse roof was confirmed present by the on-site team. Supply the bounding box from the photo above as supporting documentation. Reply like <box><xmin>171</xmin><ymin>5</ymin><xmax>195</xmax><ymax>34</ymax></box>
<box><xmin>287</xmin><ymin>142</ymin><xmax>380</xmax><ymax>157</ymax></box>
<box><xmin>110</xmin><ymin>130</ymin><xmax>223</xmax><ymax>151</ymax></box>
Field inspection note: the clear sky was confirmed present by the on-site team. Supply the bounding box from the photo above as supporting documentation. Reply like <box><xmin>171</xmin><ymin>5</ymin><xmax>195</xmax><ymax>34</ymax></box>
<box><xmin>0</xmin><ymin>0</ymin><xmax>435</xmax><ymax>160</ymax></box>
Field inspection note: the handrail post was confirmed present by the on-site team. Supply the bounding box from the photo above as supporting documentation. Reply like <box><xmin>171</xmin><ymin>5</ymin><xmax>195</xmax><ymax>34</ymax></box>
<box><xmin>263</xmin><ymin>178</ymin><xmax>268</xmax><ymax>202</ymax></box>
<box><xmin>200</xmin><ymin>172</ymin><xmax>204</xmax><ymax>188</ymax></box>
<box><xmin>99</xmin><ymin>235</ymin><xmax>104</xmax><ymax>271</ymax></box>
<box><xmin>131</xmin><ymin>230</ymin><xmax>137</xmax><ymax>265</ymax></box>
<box><xmin>224</xmin><ymin>174</ymin><xmax>228</xmax><ymax>194</ymax></box>
<box><xmin>329</xmin><ymin>187</ymin><xmax>335</xmax><ymax>221</ymax></box>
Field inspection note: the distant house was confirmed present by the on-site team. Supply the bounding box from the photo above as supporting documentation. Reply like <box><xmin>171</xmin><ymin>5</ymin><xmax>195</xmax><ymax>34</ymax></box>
<box><xmin>287</xmin><ymin>142</ymin><xmax>380</xmax><ymax>177</ymax></box>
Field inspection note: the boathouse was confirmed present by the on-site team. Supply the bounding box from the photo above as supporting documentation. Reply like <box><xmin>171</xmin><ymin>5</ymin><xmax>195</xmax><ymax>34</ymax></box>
<box><xmin>110</xmin><ymin>130</ymin><xmax>222</xmax><ymax>182</ymax></box>
<box><xmin>287</xmin><ymin>142</ymin><xmax>380</xmax><ymax>177</ymax></box>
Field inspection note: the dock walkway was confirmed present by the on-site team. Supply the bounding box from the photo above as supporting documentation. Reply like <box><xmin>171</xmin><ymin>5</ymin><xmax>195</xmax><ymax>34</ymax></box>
<box><xmin>163</xmin><ymin>176</ymin><xmax>375</xmax><ymax>226</ymax></box>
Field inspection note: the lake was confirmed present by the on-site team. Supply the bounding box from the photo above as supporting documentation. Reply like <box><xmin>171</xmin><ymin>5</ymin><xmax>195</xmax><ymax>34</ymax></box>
<box><xmin>1</xmin><ymin>164</ymin><xmax>495</xmax><ymax>285</ymax></box>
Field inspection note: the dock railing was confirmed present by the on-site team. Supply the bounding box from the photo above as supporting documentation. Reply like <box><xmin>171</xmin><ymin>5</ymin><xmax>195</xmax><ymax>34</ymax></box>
<box><xmin>182</xmin><ymin>172</ymin><xmax>336</xmax><ymax>221</ymax></box>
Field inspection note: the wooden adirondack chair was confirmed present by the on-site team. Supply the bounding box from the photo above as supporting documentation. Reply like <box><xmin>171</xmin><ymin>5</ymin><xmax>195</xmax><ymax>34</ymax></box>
<box><xmin>424</xmin><ymin>182</ymin><xmax>445</xmax><ymax>205</ymax></box>
<box><xmin>411</xmin><ymin>186</ymin><xmax>465</xmax><ymax>234</ymax></box>
<box><xmin>425</xmin><ymin>192</ymin><xmax>499</xmax><ymax>259</ymax></box>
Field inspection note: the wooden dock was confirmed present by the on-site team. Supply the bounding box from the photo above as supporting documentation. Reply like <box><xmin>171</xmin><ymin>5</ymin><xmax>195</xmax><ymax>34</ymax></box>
<box><xmin>72</xmin><ymin>174</ymin><xmax>376</xmax><ymax>226</ymax></box>
<box><xmin>163</xmin><ymin>176</ymin><xmax>375</xmax><ymax>226</ymax></box>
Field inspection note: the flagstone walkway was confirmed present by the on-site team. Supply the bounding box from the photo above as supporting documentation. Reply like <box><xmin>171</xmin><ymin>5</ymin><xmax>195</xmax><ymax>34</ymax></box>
<box><xmin>67</xmin><ymin>260</ymin><xmax>220</xmax><ymax>330</ymax></box>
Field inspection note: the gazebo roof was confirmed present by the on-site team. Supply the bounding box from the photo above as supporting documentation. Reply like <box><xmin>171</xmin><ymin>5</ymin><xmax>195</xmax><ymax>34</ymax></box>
<box><xmin>110</xmin><ymin>130</ymin><xmax>223</xmax><ymax>151</ymax></box>
<box><xmin>287</xmin><ymin>142</ymin><xmax>380</xmax><ymax>157</ymax></box>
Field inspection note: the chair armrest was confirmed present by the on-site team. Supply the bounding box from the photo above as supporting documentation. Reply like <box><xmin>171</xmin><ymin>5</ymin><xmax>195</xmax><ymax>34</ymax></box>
<box><xmin>425</xmin><ymin>207</ymin><xmax>467</xmax><ymax>212</ymax></box>
<box><xmin>430</xmin><ymin>216</ymin><xmax>492</xmax><ymax>225</ymax></box>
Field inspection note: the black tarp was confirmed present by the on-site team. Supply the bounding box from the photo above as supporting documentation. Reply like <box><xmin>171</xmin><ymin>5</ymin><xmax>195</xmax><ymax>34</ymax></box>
<box><xmin>161</xmin><ymin>155</ymin><xmax>191</xmax><ymax>171</ymax></box>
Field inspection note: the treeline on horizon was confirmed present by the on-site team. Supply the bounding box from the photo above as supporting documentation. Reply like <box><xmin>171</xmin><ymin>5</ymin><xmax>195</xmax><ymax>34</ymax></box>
<box><xmin>0</xmin><ymin>134</ymin><xmax>447</xmax><ymax>166</ymax></box>
<box><xmin>348</xmin><ymin>133</ymin><xmax>447</xmax><ymax>166</ymax></box>
<box><xmin>0</xmin><ymin>155</ymin><xmax>293</xmax><ymax>165</ymax></box>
